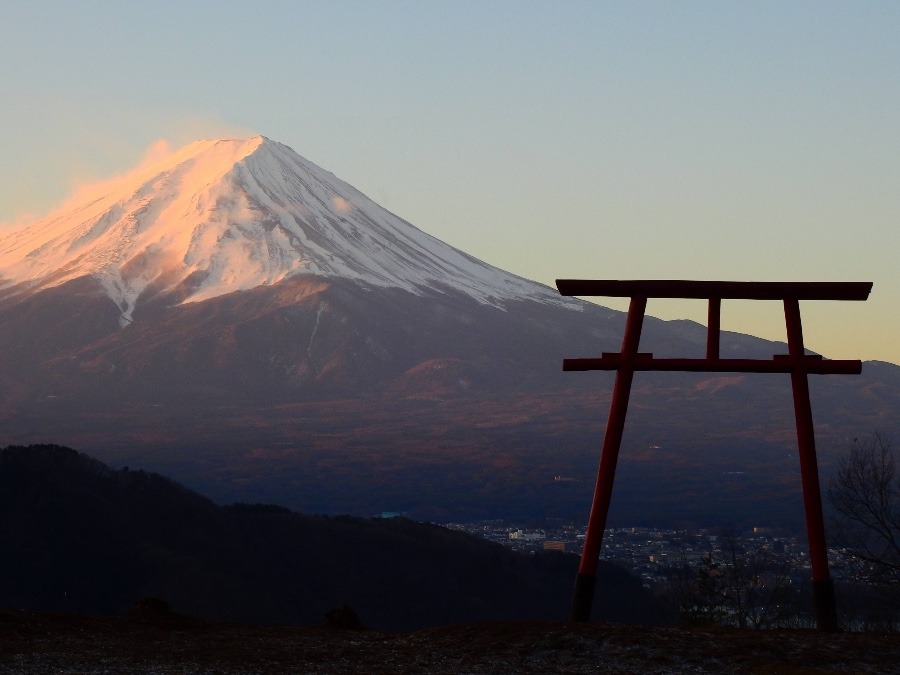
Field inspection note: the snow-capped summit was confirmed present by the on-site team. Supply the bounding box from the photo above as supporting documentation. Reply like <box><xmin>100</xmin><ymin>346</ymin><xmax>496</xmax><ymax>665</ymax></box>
<box><xmin>0</xmin><ymin>136</ymin><xmax>574</xmax><ymax>325</ymax></box>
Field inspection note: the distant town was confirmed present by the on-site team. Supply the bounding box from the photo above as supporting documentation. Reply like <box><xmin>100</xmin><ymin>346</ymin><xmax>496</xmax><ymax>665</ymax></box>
<box><xmin>443</xmin><ymin>520</ymin><xmax>870</xmax><ymax>591</ymax></box>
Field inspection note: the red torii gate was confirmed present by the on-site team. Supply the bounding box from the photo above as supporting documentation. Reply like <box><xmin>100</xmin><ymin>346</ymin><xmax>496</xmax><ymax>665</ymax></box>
<box><xmin>557</xmin><ymin>279</ymin><xmax>873</xmax><ymax>631</ymax></box>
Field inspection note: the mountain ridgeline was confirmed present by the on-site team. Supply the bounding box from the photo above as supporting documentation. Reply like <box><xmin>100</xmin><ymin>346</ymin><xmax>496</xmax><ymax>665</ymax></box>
<box><xmin>0</xmin><ymin>444</ymin><xmax>668</xmax><ymax>631</ymax></box>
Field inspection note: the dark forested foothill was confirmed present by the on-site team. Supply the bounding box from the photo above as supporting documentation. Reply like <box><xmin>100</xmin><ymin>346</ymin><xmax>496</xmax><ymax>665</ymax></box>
<box><xmin>0</xmin><ymin>444</ymin><xmax>670</xmax><ymax>631</ymax></box>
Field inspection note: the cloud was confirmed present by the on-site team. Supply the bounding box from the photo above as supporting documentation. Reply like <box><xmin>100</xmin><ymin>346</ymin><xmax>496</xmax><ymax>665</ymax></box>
<box><xmin>1</xmin><ymin>109</ymin><xmax>257</xmax><ymax>228</ymax></box>
<box><xmin>0</xmin><ymin>211</ymin><xmax>40</xmax><ymax>233</ymax></box>
<box><xmin>138</xmin><ymin>139</ymin><xmax>174</xmax><ymax>166</ymax></box>
<box><xmin>55</xmin><ymin>138</ymin><xmax>180</xmax><ymax>213</ymax></box>
<box><xmin>331</xmin><ymin>196</ymin><xmax>352</xmax><ymax>214</ymax></box>
<box><xmin>27</xmin><ymin>125</ymin><xmax>251</xmax><ymax>222</ymax></box>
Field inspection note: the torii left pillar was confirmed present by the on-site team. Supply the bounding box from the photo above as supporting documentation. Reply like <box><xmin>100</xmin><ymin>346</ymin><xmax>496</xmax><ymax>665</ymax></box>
<box><xmin>568</xmin><ymin>295</ymin><xmax>647</xmax><ymax>624</ymax></box>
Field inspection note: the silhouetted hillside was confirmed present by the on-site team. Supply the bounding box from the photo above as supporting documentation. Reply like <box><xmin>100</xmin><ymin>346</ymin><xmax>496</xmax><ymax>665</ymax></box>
<box><xmin>0</xmin><ymin>444</ymin><xmax>670</xmax><ymax>631</ymax></box>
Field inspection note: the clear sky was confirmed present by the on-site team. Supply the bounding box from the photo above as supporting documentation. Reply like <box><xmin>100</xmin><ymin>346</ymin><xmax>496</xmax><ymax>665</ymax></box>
<box><xmin>1</xmin><ymin>1</ymin><xmax>897</xmax><ymax>363</ymax></box>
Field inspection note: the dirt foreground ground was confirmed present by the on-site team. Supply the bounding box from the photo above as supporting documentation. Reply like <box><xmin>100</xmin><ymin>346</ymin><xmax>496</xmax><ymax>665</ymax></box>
<box><xmin>1</xmin><ymin>607</ymin><xmax>897</xmax><ymax>674</ymax></box>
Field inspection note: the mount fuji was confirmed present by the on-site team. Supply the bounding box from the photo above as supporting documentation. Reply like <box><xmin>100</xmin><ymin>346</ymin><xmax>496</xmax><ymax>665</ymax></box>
<box><xmin>0</xmin><ymin>137</ymin><xmax>896</xmax><ymax>526</ymax></box>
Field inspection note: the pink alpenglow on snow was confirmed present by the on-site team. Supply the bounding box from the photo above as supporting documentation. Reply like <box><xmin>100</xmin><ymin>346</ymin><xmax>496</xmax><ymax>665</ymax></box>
<box><xmin>0</xmin><ymin>137</ymin><xmax>576</xmax><ymax>326</ymax></box>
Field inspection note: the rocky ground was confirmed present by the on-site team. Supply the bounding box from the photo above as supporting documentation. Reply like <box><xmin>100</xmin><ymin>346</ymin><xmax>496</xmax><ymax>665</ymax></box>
<box><xmin>1</xmin><ymin>606</ymin><xmax>897</xmax><ymax>674</ymax></box>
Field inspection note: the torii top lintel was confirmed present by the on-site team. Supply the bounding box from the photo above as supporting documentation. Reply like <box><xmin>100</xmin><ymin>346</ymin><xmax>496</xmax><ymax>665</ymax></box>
<box><xmin>555</xmin><ymin>279</ymin><xmax>872</xmax><ymax>301</ymax></box>
<box><xmin>554</xmin><ymin>279</ymin><xmax>873</xmax><ymax>375</ymax></box>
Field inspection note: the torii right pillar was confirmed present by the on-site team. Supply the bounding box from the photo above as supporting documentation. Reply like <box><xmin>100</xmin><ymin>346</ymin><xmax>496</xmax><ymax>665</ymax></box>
<box><xmin>557</xmin><ymin>280</ymin><xmax>873</xmax><ymax>631</ymax></box>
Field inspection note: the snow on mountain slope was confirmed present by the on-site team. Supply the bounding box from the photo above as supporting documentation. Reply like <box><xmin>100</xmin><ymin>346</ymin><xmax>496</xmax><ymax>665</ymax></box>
<box><xmin>0</xmin><ymin>137</ymin><xmax>579</xmax><ymax>325</ymax></box>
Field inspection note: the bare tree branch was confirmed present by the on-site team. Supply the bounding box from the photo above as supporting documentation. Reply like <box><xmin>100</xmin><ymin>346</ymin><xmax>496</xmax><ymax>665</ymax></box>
<box><xmin>828</xmin><ymin>434</ymin><xmax>900</xmax><ymax>589</ymax></box>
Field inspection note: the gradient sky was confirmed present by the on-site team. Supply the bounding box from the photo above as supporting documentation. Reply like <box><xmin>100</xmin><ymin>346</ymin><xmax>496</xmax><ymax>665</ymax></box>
<box><xmin>1</xmin><ymin>1</ymin><xmax>897</xmax><ymax>363</ymax></box>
